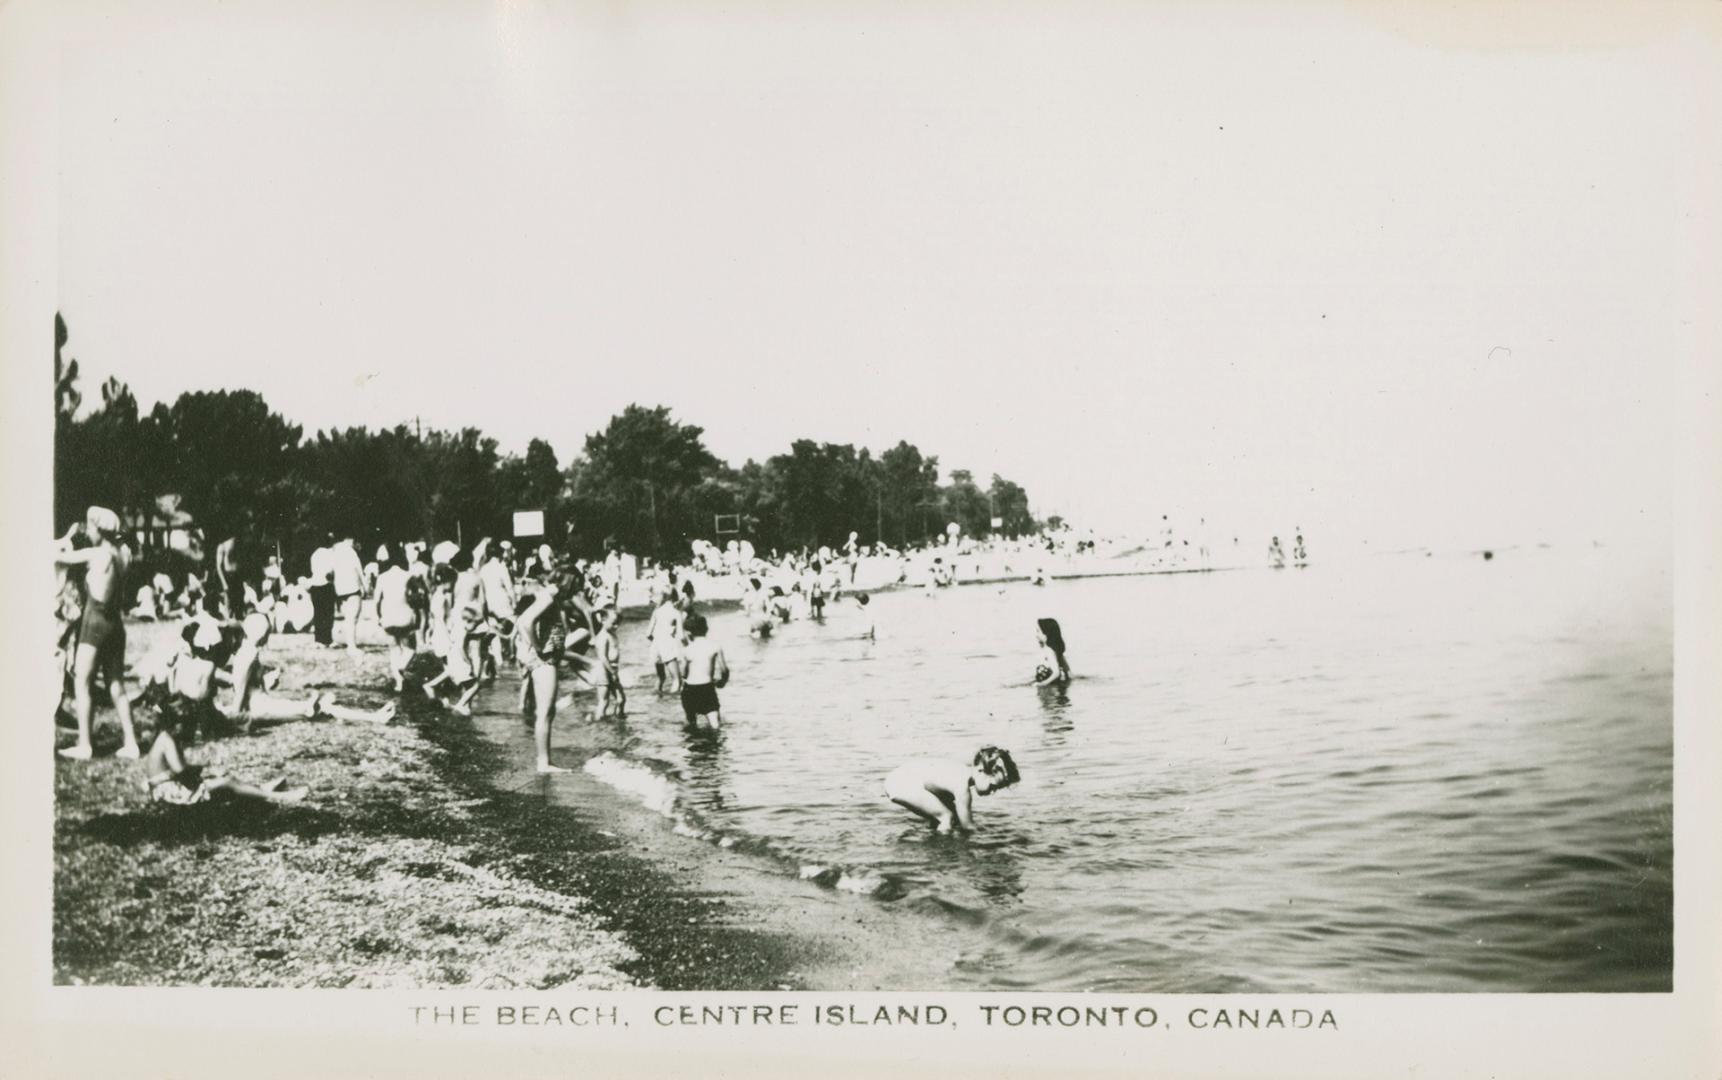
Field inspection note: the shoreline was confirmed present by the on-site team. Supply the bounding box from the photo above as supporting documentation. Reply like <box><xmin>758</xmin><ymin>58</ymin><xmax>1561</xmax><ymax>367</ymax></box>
<box><xmin>52</xmin><ymin>623</ymin><xmax>880</xmax><ymax>990</ymax></box>
<box><xmin>614</xmin><ymin>558</ymin><xmax>1246</xmax><ymax>617</ymax></box>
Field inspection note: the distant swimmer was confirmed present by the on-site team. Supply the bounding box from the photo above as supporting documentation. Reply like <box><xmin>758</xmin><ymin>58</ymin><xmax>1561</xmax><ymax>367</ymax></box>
<box><xmin>1034</xmin><ymin>618</ymin><xmax>1071</xmax><ymax>686</ymax></box>
<box><xmin>679</xmin><ymin>613</ymin><xmax>729</xmax><ymax>731</ymax></box>
<box><xmin>1293</xmin><ymin>530</ymin><xmax>1307</xmax><ymax>568</ymax></box>
<box><xmin>808</xmin><ymin>562</ymin><xmax>828</xmax><ymax>619</ymax></box>
<box><xmin>1268</xmin><ymin>536</ymin><xmax>1286</xmax><ymax>570</ymax></box>
<box><xmin>856</xmin><ymin>592</ymin><xmax>876</xmax><ymax>641</ymax></box>
<box><xmin>884</xmin><ymin>747</ymin><xmax>1021</xmax><ymax>835</ymax></box>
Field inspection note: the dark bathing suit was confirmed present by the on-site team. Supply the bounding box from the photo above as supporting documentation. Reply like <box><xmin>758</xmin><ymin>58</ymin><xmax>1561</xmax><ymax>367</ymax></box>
<box><xmin>79</xmin><ymin>598</ymin><xmax>125</xmax><ymax>665</ymax></box>
<box><xmin>681</xmin><ymin>682</ymin><xmax>720</xmax><ymax>721</ymax></box>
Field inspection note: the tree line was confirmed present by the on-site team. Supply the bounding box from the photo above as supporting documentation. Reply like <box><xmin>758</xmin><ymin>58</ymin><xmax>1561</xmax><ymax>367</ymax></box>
<box><xmin>53</xmin><ymin>314</ymin><xmax>1039</xmax><ymax>569</ymax></box>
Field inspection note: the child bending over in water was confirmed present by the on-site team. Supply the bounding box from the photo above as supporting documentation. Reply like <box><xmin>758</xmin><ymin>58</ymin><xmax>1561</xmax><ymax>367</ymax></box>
<box><xmin>1034</xmin><ymin>617</ymin><xmax>1071</xmax><ymax>686</ymax></box>
<box><xmin>885</xmin><ymin>746</ymin><xmax>1020</xmax><ymax>834</ymax></box>
<box><xmin>143</xmin><ymin>692</ymin><xmax>307</xmax><ymax>806</ymax></box>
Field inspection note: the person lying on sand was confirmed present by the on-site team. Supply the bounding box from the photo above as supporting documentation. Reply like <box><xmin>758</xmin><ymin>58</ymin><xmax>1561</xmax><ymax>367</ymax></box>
<box><xmin>222</xmin><ymin>614</ymin><xmax>396</xmax><ymax>725</ymax></box>
<box><xmin>884</xmin><ymin>746</ymin><xmax>1020</xmax><ymax>834</ymax></box>
<box><xmin>142</xmin><ymin>691</ymin><xmax>307</xmax><ymax>806</ymax></box>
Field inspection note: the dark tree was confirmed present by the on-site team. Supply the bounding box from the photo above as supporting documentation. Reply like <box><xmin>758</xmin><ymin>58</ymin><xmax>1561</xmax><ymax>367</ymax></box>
<box><xmin>575</xmin><ymin>405</ymin><xmax>717</xmax><ymax>556</ymax></box>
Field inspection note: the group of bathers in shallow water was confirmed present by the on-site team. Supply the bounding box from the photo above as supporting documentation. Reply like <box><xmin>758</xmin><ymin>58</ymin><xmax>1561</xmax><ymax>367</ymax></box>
<box><xmin>884</xmin><ymin>617</ymin><xmax>1068</xmax><ymax>834</ymax></box>
<box><xmin>54</xmin><ymin>500</ymin><xmax>1071</xmax><ymax>836</ymax></box>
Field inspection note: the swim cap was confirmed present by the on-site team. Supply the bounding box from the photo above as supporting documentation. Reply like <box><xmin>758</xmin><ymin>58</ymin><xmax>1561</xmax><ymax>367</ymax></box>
<box><xmin>86</xmin><ymin>506</ymin><xmax>121</xmax><ymax>537</ymax></box>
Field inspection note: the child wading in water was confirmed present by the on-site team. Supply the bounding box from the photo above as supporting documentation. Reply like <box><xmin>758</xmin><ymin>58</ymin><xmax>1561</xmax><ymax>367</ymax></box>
<box><xmin>678</xmin><ymin>613</ymin><xmax>729</xmax><ymax>730</ymax></box>
<box><xmin>593</xmin><ymin>607</ymin><xmax>626</xmax><ymax>718</ymax></box>
<box><xmin>884</xmin><ymin>746</ymin><xmax>1020</xmax><ymax>834</ymax></box>
<box><xmin>1034</xmin><ymin>617</ymin><xmax>1071</xmax><ymax>686</ymax></box>
<box><xmin>143</xmin><ymin>693</ymin><xmax>308</xmax><ymax>806</ymax></box>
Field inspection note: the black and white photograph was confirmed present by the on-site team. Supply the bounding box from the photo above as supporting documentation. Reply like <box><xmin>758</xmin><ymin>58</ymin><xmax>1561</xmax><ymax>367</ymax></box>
<box><xmin>4</xmin><ymin>1</ymin><xmax>1720</xmax><ymax>1076</ymax></box>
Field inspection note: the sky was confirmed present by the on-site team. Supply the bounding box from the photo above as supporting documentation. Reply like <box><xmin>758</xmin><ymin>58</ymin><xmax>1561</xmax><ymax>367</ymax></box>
<box><xmin>54</xmin><ymin>1</ymin><xmax>1718</xmax><ymax>554</ymax></box>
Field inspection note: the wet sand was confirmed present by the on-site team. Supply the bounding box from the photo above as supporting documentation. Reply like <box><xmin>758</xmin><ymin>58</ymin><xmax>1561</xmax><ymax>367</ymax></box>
<box><xmin>457</xmin><ymin>685</ymin><xmax>989</xmax><ymax>990</ymax></box>
<box><xmin>53</xmin><ymin>617</ymin><xmax>975</xmax><ymax>989</ymax></box>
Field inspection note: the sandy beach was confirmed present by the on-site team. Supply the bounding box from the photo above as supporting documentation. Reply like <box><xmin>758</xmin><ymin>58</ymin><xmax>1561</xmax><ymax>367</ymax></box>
<box><xmin>53</xmin><ymin>615</ymin><xmax>980</xmax><ymax>990</ymax></box>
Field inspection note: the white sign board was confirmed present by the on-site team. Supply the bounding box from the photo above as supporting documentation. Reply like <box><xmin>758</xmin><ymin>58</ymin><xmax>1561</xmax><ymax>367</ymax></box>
<box><xmin>990</xmin><ymin>516</ymin><xmax>1004</xmax><ymax>529</ymax></box>
<box><xmin>512</xmin><ymin>510</ymin><xmax>545</xmax><ymax>538</ymax></box>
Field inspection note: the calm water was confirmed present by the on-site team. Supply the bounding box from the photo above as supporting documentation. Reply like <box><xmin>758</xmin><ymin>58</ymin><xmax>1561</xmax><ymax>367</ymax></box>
<box><xmin>503</xmin><ymin>547</ymin><xmax>1672</xmax><ymax>992</ymax></box>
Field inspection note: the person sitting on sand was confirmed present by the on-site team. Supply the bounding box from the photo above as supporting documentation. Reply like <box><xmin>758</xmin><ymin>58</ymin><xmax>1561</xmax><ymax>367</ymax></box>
<box><xmin>884</xmin><ymin>746</ymin><xmax>1021</xmax><ymax>834</ymax></box>
<box><xmin>54</xmin><ymin>507</ymin><xmax>143</xmax><ymax>761</ymax></box>
<box><xmin>678</xmin><ymin>613</ymin><xmax>728</xmax><ymax>731</ymax></box>
<box><xmin>142</xmin><ymin>691</ymin><xmax>308</xmax><ymax>806</ymax></box>
<box><xmin>130</xmin><ymin>582</ymin><xmax>160</xmax><ymax>621</ymax></box>
<box><xmin>1034</xmin><ymin>617</ymin><xmax>1071</xmax><ymax>686</ymax></box>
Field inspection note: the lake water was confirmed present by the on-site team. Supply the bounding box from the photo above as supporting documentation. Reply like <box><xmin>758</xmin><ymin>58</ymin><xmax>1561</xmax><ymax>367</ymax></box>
<box><xmin>489</xmin><ymin>546</ymin><xmax>1672</xmax><ymax>992</ymax></box>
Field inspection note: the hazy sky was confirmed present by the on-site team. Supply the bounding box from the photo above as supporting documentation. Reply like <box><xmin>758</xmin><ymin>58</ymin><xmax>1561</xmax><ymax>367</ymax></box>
<box><xmin>55</xmin><ymin>1</ymin><xmax>1716</xmax><ymax>553</ymax></box>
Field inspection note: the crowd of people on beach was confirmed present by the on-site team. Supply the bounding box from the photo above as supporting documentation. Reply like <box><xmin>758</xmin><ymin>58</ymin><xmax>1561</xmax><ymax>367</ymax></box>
<box><xmin>58</xmin><ymin>502</ymin><xmax>1304</xmax><ymax>836</ymax></box>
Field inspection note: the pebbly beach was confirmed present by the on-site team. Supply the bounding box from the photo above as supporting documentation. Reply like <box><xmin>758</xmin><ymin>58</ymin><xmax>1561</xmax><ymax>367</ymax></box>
<box><xmin>54</xmin><ymin>612</ymin><xmax>1001</xmax><ymax>991</ymax></box>
<box><xmin>55</xmin><ymin>618</ymin><xmax>847</xmax><ymax>989</ymax></box>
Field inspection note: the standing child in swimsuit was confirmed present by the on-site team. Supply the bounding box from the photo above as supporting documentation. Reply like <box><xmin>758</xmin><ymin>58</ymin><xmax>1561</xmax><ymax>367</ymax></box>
<box><xmin>678</xmin><ymin>613</ymin><xmax>729</xmax><ymax>730</ymax></box>
<box><xmin>593</xmin><ymin>606</ymin><xmax>626</xmax><ymax>718</ymax></box>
